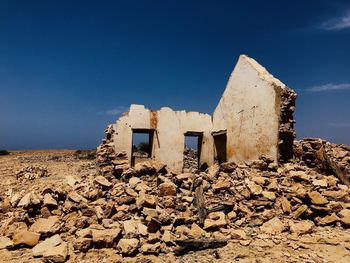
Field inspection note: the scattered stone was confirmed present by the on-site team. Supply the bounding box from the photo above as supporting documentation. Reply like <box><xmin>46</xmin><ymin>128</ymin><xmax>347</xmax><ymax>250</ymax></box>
<box><xmin>260</xmin><ymin>217</ymin><xmax>284</xmax><ymax>234</ymax></box>
<box><xmin>308</xmin><ymin>191</ymin><xmax>328</xmax><ymax>205</ymax></box>
<box><xmin>29</xmin><ymin>216</ymin><xmax>60</xmax><ymax>234</ymax></box>
<box><xmin>158</xmin><ymin>182</ymin><xmax>177</xmax><ymax>197</ymax></box>
<box><xmin>117</xmin><ymin>238</ymin><xmax>139</xmax><ymax>255</ymax></box>
<box><xmin>0</xmin><ymin>236</ymin><xmax>13</xmax><ymax>249</ymax></box>
<box><xmin>12</xmin><ymin>230</ymin><xmax>40</xmax><ymax>247</ymax></box>
<box><xmin>94</xmin><ymin>176</ymin><xmax>112</xmax><ymax>188</ymax></box>
<box><xmin>204</xmin><ymin>212</ymin><xmax>228</xmax><ymax>230</ymax></box>
<box><xmin>43</xmin><ymin>242</ymin><xmax>68</xmax><ymax>262</ymax></box>
<box><xmin>289</xmin><ymin>220</ymin><xmax>314</xmax><ymax>235</ymax></box>
<box><xmin>32</xmin><ymin>234</ymin><xmax>62</xmax><ymax>257</ymax></box>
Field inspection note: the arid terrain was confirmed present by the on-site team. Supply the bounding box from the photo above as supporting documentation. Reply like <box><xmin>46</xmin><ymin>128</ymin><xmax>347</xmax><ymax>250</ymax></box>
<box><xmin>1</xmin><ymin>145</ymin><xmax>350</xmax><ymax>263</ymax></box>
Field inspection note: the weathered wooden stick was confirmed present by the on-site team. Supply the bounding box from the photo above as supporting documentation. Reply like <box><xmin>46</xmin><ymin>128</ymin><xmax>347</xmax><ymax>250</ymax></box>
<box><xmin>194</xmin><ymin>185</ymin><xmax>207</xmax><ymax>226</ymax></box>
<box><xmin>174</xmin><ymin>238</ymin><xmax>228</xmax><ymax>255</ymax></box>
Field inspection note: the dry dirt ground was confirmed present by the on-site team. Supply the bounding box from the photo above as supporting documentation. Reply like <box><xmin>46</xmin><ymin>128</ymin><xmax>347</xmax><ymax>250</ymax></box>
<box><xmin>1</xmin><ymin>150</ymin><xmax>350</xmax><ymax>263</ymax></box>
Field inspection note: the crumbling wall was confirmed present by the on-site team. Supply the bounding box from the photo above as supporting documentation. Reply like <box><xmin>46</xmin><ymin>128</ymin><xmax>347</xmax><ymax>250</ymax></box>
<box><xmin>212</xmin><ymin>55</ymin><xmax>296</xmax><ymax>164</ymax></box>
<box><xmin>111</xmin><ymin>104</ymin><xmax>213</xmax><ymax>173</ymax></box>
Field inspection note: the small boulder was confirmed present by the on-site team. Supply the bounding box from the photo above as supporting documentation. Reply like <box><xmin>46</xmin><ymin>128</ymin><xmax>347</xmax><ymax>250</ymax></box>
<box><xmin>12</xmin><ymin>230</ymin><xmax>40</xmax><ymax>247</ymax></box>
<box><xmin>117</xmin><ymin>238</ymin><xmax>139</xmax><ymax>255</ymax></box>
<box><xmin>158</xmin><ymin>182</ymin><xmax>177</xmax><ymax>197</ymax></box>
<box><xmin>32</xmin><ymin>234</ymin><xmax>62</xmax><ymax>257</ymax></box>
<box><xmin>260</xmin><ymin>217</ymin><xmax>284</xmax><ymax>234</ymax></box>
<box><xmin>43</xmin><ymin>242</ymin><xmax>68</xmax><ymax>262</ymax></box>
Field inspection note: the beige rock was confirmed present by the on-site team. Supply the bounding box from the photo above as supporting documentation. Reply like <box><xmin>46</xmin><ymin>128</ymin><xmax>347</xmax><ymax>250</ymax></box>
<box><xmin>94</xmin><ymin>176</ymin><xmax>112</xmax><ymax>188</ymax></box>
<box><xmin>228</xmin><ymin>211</ymin><xmax>237</xmax><ymax>220</ymax></box>
<box><xmin>17</xmin><ymin>192</ymin><xmax>31</xmax><ymax>207</ymax></box>
<box><xmin>73</xmin><ymin>237</ymin><xmax>92</xmax><ymax>252</ymax></box>
<box><xmin>188</xmin><ymin>223</ymin><xmax>206</xmax><ymax>239</ymax></box>
<box><xmin>281</xmin><ymin>197</ymin><xmax>292</xmax><ymax>214</ymax></box>
<box><xmin>10</xmin><ymin>193</ymin><xmax>21</xmax><ymax>207</ymax></box>
<box><xmin>68</xmin><ymin>191</ymin><xmax>88</xmax><ymax>203</ymax></box>
<box><xmin>65</xmin><ymin>175</ymin><xmax>77</xmax><ymax>186</ymax></box>
<box><xmin>137</xmin><ymin>193</ymin><xmax>156</xmax><ymax>208</ymax></box>
<box><xmin>246</xmin><ymin>180</ymin><xmax>262</xmax><ymax>195</ymax></box>
<box><xmin>260</xmin><ymin>217</ymin><xmax>284</xmax><ymax>234</ymax></box>
<box><xmin>92</xmin><ymin>228</ymin><xmax>121</xmax><ymax>246</ymax></box>
<box><xmin>117</xmin><ymin>238</ymin><xmax>139</xmax><ymax>255</ymax></box>
<box><xmin>158</xmin><ymin>182</ymin><xmax>177</xmax><ymax>197</ymax></box>
<box><xmin>289</xmin><ymin>220</ymin><xmax>314</xmax><ymax>235</ymax></box>
<box><xmin>312</xmin><ymin>179</ymin><xmax>328</xmax><ymax>187</ymax></box>
<box><xmin>292</xmin><ymin>205</ymin><xmax>308</xmax><ymax>219</ymax></box>
<box><xmin>316</xmin><ymin>213</ymin><xmax>339</xmax><ymax>226</ymax></box>
<box><xmin>162</xmin><ymin>230</ymin><xmax>176</xmax><ymax>244</ymax></box>
<box><xmin>43</xmin><ymin>242</ymin><xmax>68</xmax><ymax>262</ymax></box>
<box><xmin>43</xmin><ymin>193</ymin><xmax>58</xmax><ymax>207</ymax></box>
<box><xmin>29</xmin><ymin>216</ymin><xmax>60</xmax><ymax>234</ymax></box>
<box><xmin>204</xmin><ymin>212</ymin><xmax>228</xmax><ymax>230</ymax></box>
<box><xmin>230</xmin><ymin>229</ymin><xmax>247</xmax><ymax>240</ymax></box>
<box><xmin>262</xmin><ymin>191</ymin><xmax>276</xmax><ymax>201</ymax></box>
<box><xmin>32</xmin><ymin>234</ymin><xmax>62</xmax><ymax>257</ymax></box>
<box><xmin>308</xmin><ymin>191</ymin><xmax>328</xmax><ymax>205</ymax></box>
<box><xmin>0</xmin><ymin>236</ymin><xmax>13</xmax><ymax>249</ymax></box>
<box><xmin>140</xmin><ymin>242</ymin><xmax>161</xmax><ymax>254</ymax></box>
<box><xmin>12</xmin><ymin>230</ymin><xmax>40</xmax><ymax>247</ymax></box>
<box><xmin>212</xmin><ymin>180</ymin><xmax>231</xmax><ymax>191</ymax></box>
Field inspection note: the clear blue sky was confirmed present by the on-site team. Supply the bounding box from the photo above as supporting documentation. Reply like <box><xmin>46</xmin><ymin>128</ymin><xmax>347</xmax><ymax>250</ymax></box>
<box><xmin>1</xmin><ymin>0</ymin><xmax>349</xmax><ymax>149</ymax></box>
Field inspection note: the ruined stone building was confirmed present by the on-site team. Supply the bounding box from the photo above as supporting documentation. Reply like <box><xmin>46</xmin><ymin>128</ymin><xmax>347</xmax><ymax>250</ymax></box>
<box><xmin>101</xmin><ymin>55</ymin><xmax>297</xmax><ymax>173</ymax></box>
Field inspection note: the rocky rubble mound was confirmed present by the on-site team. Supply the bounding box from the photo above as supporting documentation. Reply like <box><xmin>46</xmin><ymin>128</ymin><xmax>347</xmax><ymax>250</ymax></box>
<box><xmin>183</xmin><ymin>147</ymin><xmax>198</xmax><ymax>173</ymax></box>
<box><xmin>1</xmin><ymin>143</ymin><xmax>350</xmax><ymax>261</ymax></box>
<box><xmin>15</xmin><ymin>166</ymin><xmax>49</xmax><ymax>182</ymax></box>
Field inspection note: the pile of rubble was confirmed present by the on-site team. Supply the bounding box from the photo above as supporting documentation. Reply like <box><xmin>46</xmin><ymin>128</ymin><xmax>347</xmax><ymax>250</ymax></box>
<box><xmin>1</xmin><ymin>133</ymin><xmax>350</xmax><ymax>261</ymax></box>
<box><xmin>15</xmin><ymin>166</ymin><xmax>49</xmax><ymax>182</ymax></box>
<box><xmin>183</xmin><ymin>147</ymin><xmax>198</xmax><ymax>173</ymax></box>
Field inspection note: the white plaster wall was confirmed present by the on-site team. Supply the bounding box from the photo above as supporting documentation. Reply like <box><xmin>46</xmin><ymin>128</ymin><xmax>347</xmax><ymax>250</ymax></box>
<box><xmin>112</xmin><ymin>105</ymin><xmax>214</xmax><ymax>173</ymax></box>
<box><xmin>213</xmin><ymin>55</ymin><xmax>284</xmax><ymax>163</ymax></box>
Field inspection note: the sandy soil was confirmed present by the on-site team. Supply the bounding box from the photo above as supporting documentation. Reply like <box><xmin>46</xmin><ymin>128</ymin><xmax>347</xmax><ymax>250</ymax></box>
<box><xmin>1</xmin><ymin>150</ymin><xmax>350</xmax><ymax>263</ymax></box>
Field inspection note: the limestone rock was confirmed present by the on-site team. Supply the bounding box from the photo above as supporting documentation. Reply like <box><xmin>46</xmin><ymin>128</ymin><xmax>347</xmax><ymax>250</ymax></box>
<box><xmin>91</xmin><ymin>228</ymin><xmax>121</xmax><ymax>247</ymax></box>
<box><xmin>43</xmin><ymin>193</ymin><xmax>58</xmax><ymax>207</ymax></box>
<box><xmin>12</xmin><ymin>230</ymin><xmax>40</xmax><ymax>247</ymax></box>
<box><xmin>230</xmin><ymin>229</ymin><xmax>247</xmax><ymax>240</ymax></box>
<box><xmin>308</xmin><ymin>191</ymin><xmax>328</xmax><ymax>205</ymax></box>
<box><xmin>32</xmin><ymin>234</ymin><xmax>62</xmax><ymax>257</ymax></box>
<box><xmin>43</xmin><ymin>242</ymin><xmax>68</xmax><ymax>262</ymax></box>
<box><xmin>94</xmin><ymin>176</ymin><xmax>112</xmax><ymax>188</ymax></box>
<box><xmin>158</xmin><ymin>182</ymin><xmax>177</xmax><ymax>197</ymax></box>
<box><xmin>260</xmin><ymin>217</ymin><xmax>284</xmax><ymax>234</ymax></box>
<box><xmin>316</xmin><ymin>213</ymin><xmax>339</xmax><ymax>226</ymax></box>
<box><xmin>73</xmin><ymin>237</ymin><xmax>92</xmax><ymax>252</ymax></box>
<box><xmin>29</xmin><ymin>216</ymin><xmax>60</xmax><ymax>234</ymax></box>
<box><xmin>289</xmin><ymin>220</ymin><xmax>314</xmax><ymax>235</ymax></box>
<box><xmin>204</xmin><ymin>212</ymin><xmax>227</xmax><ymax>230</ymax></box>
<box><xmin>140</xmin><ymin>242</ymin><xmax>161</xmax><ymax>254</ymax></box>
<box><xmin>117</xmin><ymin>238</ymin><xmax>139</xmax><ymax>255</ymax></box>
<box><xmin>0</xmin><ymin>236</ymin><xmax>13</xmax><ymax>249</ymax></box>
<box><xmin>188</xmin><ymin>223</ymin><xmax>206</xmax><ymax>239</ymax></box>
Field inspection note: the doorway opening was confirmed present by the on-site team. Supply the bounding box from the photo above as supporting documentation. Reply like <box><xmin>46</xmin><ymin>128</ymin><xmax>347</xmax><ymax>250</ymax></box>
<box><xmin>131</xmin><ymin>129</ymin><xmax>154</xmax><ymax>166</ymax></box>
<box><xmin>213</xmin><ymin>130</ymin><xmax>227</xmax><ymax>164</ymax></box>
<box><xmin>183</xmin><ymin>132</ymin><xmax>203</xmax><ymax>172</ymax></box>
